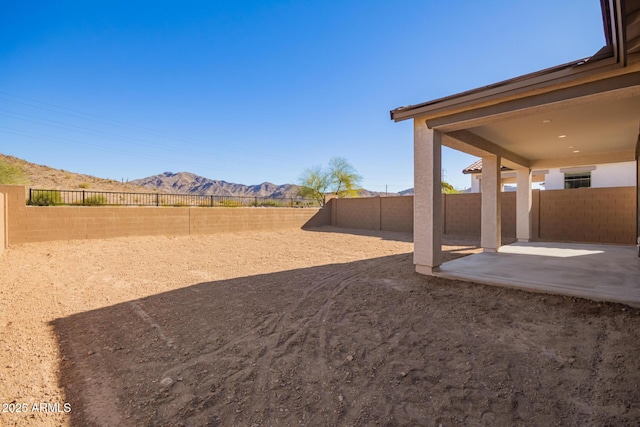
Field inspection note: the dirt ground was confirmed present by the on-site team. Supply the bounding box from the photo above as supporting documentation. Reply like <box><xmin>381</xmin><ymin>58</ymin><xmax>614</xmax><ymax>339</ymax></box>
<box><xmin>0</xmin><ymin>227</ymin><xmax>639</xmax><ymax>426</ymax></box>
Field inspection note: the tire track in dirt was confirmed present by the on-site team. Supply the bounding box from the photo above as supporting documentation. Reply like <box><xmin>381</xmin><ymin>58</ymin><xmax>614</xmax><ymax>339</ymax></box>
<box><xmin>57</xmin><ymin>317</ymin><xmax>126</xmax><ymax>427</ymax></box>
<box><xmin>128</xmin><ymin>301</ymin><xmax>175</xmax><ymax>349</ymax></box>
<box><xmin>143</xmin><ymin>262</ymin><xmax>384</xmax><ymax>420</ymax></box>
<box><xmin>246</xmin><ymin>257</ymin><xmax>408</xmax><ymax>422</ymax></box>
<box><xmin>586</xmin><ymin>328</ymin><xmax>608</xmax><ymax>425</ymax></box>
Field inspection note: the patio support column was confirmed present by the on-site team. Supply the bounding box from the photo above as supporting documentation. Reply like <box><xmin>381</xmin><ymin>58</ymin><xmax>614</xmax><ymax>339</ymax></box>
<box><xmin>413</xmin><ymin>119</ymin><xmax>442</xmax><ymax>274</ymax></box>
<box><xmin>481</xmin><ymin>155</ymin><xmax>501</xmax><ymax>252</ymax></box>
<box><xmin>516</xmin><ymin>168</ymin><xmax>532</xmax><ymax>242</ymax></box>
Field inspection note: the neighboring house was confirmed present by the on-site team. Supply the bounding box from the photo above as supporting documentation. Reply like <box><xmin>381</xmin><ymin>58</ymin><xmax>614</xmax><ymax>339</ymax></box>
<box><xmin>463</xmin><ymin>159</ymin><xmax>636</xmax><ymax>192</ymax></box>
<box><xmin>390</xmin><ymin>0</ymin><xmax>640</xmax><ymax>275</ymax></box>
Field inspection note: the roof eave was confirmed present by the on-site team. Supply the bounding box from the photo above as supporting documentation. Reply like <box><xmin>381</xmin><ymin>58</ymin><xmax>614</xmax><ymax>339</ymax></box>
<box><xmin>390</xmin><ymin>0</ymin><xmax>629</xmax><ymax>123</ymax></box>
<box><xmin>390</xmin><ymin>54</ymin><xmax>618</xmax><ymax>123</ymax></box>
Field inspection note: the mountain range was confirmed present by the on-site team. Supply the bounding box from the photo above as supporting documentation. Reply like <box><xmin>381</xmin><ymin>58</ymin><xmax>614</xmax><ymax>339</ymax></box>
<box><xmin>0</xmin><ymin>153</ymin><xmax>413</xmax><ymax>198</ymax></box>
<box><xmin>130</xmin><ymin>172</ymin><xmax>302</xmax><ymax>198</ymax></box>
<box><xmin>130</xmin><ymin>171</ymin><xmax>404</xmax><ymax>199</ymax></box>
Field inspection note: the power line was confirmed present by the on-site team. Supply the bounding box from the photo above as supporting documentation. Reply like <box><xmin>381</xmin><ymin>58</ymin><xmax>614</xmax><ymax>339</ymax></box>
<box><xmin>0</xmin><ymin>91</ymin><xmax>305</xmax><ymax>167</ymax></box>
<box><xmin>0</xmin><ymin>126</ymin><xmax>296</xmax><ymax>183</ymax></box>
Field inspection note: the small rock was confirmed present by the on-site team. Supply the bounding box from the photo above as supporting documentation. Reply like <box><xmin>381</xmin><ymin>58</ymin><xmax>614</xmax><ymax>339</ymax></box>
<box><xmin>160</xmin><ymin>377</ymin><xmax>173</xmax><ymax>387</ymax></box>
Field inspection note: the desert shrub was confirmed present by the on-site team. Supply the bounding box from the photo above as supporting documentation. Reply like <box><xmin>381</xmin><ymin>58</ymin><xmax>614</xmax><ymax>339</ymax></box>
<box><xmin>29</xmin><ymin>190</ymin><xmax>63</xmax><ymax>206</ymax></box>
<box><xmin>83</xmin><ymin>195</ymin><xmax>107</xmax><ymax>206</ymax></box>
<box><xmin>0</xmin><ymin>159</ymin><xmax>27</xmax><ymax>185</ymax></box>
<box><xmin>78</xmin><ymin>182</ymin><xmax>90</xmax><ymax>189</ymax></box>
<box><xmin>218</xmin><ymin>199</ymin><xmax>242</xmax><ymax>207</ymax></box>
<box><xmin>256</xmin><ymin>200</ymin><xmax>282</xmax><ymax>207</ymax></box>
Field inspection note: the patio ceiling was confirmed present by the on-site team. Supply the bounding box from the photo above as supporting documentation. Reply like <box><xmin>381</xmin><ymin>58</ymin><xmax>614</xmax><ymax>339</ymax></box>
<box><xmin>458</xmin><ymin>87</ymin><xmax>640</xmax><ymax>167</ymax></box>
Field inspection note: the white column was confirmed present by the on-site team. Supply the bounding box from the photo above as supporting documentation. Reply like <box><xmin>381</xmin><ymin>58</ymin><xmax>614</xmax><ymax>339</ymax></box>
<box><xmin>413</xmin><ymin>119</ymin><xmax>442</xmax><ymax>274</ymax></box>
<box><xmin>481</xmin><ymin>155</ymin><xmax>501</xmax><ymax>252</ymax></box>
<box><xmin>516</xmin><ymin>168</ymin><xmax>532</xmax><ymax>242</ymax></box>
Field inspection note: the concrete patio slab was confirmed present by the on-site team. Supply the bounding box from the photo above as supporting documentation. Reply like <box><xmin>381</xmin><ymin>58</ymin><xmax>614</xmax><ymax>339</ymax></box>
<box><xmin>435</xmin><ymin>241</ymin><xmax>640</xmax><ymax>307</ymax></box>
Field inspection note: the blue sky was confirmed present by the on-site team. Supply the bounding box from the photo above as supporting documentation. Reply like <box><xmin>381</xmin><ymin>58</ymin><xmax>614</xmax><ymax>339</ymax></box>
<box><xmin>1</xmin><ymin>0</ymin><xmax>604</xmax><ymax>192</ymax></box>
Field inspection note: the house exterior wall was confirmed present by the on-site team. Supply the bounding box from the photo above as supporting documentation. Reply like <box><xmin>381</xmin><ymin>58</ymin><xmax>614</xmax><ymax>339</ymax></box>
<box><xmin>544</xmin><ymin>169</ymin><xmax>565</xmax><ymax>190</ymax></box>
<box><xmin>470</xmin><ymin>175</ymin><xmax>481</xmax><ymax>193</ymax></box>
<box><xmin>544</xmin><ymin>161</ymin><xmax>636</xmax><ymax>190</ymax></box>
<box><xmin>468</xmin><ymin>161</ymin><xmax>636</xmax><ymax>192</ymax></box>
<box><xmin>591</xmin><ymin>162</ymin><xmax>636</xmax><ymax>188</ymax></box>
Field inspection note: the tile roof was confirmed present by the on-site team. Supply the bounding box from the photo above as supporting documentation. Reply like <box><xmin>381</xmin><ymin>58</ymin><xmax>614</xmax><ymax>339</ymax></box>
<box><xmin>462</xmin><ymin>159</ymin><xmax>513</xmax><ymax>174</ymax></box>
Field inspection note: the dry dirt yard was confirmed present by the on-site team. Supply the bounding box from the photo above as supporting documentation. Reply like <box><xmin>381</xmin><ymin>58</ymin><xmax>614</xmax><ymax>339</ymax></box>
<box><xmin>0</xmin><ymin>227</ymin><xmax>639</xmax><ymax>426</ymax></box>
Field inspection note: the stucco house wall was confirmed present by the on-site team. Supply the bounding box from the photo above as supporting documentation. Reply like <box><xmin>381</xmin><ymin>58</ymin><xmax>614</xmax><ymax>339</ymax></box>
<box><xmin>468</xmin><ymin>161</ymin><xmax>636</xmax><ymax>192</ymax></box>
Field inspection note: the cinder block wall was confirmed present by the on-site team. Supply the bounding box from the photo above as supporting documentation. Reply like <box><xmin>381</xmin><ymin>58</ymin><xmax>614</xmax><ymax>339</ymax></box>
<box><xmin>1</xmin><ymin>185</ymin><xmax>635</xmax><ymax>245</ymax></box>
<box><xmin>381</xmin><ymin>196</ymin><xmax>413</xmax><ymax>232</ymax></box>
<box><xmin>333</xmin><ymin>197</ymin><xmax>381</xmax><ymax>230</ymax></box>
<box><xmin>443</xmin><ymin>193</ymin><xmax>481</xmax><ymax>236</ymax></box>
<box><xmin>330</xmin><ymin>188</ymin><xmax>635</xmax><ymax>244</ymax></box>
<box><xmin>442</xmin><ymin>192</ymin><xmax>517</xmax><ymax>238</ymax></box>
<box><xmin>499</xmin><ymin>192</ymin><xmax>517</xmax><ymax>238</ymax></box>
<box><xmin>0</xmin><ymin>185</ymin><xmax>329</xmax><ymax>245</ymax></box>
<box><xmin>331</xmin><ymin>196</ymin><xmax>414</xmax><ymax>232</ymax></box>
<box><xmin>539</xmin><ymin>187</ymin><xmax>636</xmax><ymax>244</ymax></box>
<box><xmin>0</xmin><ymin>192</ymin><xmax>6</xmax><ymax>252</ymax></box>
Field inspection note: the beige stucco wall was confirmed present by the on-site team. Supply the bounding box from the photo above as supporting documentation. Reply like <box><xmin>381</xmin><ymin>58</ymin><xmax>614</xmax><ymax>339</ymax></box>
<box><xmin>0</xmin><ymin>185</ymin><xmax>329</xmax><ymax>245</ymax></box>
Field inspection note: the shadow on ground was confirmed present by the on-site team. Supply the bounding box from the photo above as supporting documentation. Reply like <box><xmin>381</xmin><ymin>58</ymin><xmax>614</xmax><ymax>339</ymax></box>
<box><xmin>303</xmin><ymin>226</ymin><xmax>414</xmax><ymax>243</ymax></box>
<box><xmin>52</xmin><ymin>252</ymin><xmax>640</xmax><ymax>426</ymax></box>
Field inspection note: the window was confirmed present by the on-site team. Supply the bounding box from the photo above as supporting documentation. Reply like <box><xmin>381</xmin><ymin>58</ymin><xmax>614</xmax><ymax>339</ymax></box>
<box><xmin>564</xmin><ymin>172</ymin><xmax>591</xmax><ymax>189</ymax></box>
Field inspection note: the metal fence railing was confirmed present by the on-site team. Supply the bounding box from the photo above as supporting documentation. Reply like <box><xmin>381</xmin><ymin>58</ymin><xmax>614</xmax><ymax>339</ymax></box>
<box><xmin>27</xmin><ymin>189</ymin><xmax>321</xmax><ymax>208</ymax></box>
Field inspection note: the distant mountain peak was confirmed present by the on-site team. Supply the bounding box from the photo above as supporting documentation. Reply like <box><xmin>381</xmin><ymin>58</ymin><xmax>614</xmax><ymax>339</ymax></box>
<box><xmin>128</xmin><ymin>171</ymin><xmax>416</xmax><ymax>199</ymax></box>
<box><xmin>130</xmin><ymin>172</ymin><xmax>301</xmax><ymax>199</ymax></box>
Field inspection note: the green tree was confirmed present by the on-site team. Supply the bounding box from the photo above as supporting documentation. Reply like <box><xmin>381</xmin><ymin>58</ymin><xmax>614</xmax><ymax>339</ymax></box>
<box><xmin>328</xmin><ymin>157</ymin><xmax>362</xmax><ymax>198</ymax></box>
<box><xmin>441</xmin><ymin>181</ymin><xmax>460</xmax><ymax>194</ymax></box>
<box><xmin>0</xmin><ymin>159</ymin><xmax>27</xmax><ymax>185</ymax></box>
<box><xmin>298</xmin><ymin>165</ymin><xmax>330</xmax><ymax>206</ymax></box>
<box><xmin>298</xmin><ymin>157</ymin><xmax>362</xmax><ymax>205</ymax></box>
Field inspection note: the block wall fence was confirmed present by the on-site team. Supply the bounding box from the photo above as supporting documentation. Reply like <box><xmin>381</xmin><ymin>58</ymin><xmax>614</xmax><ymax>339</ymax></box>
<box><xmin>0</xmin><ymin>185</ymin><xmax>636</xmax><ymax>247</ymax></box>
<box><xmin>0</xmin><ymin>192</ymin><xmax>6</xmax><ymax>254</ymax></box>
<box><xmin>328</xmin><ymin>187</ymin><xmax>636</xmax><ymax>245</ymax></box>
<box><xmin>0</xmin><ymin>185</ymin><xmax>330</xmax><ymax>246</ymax></box>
